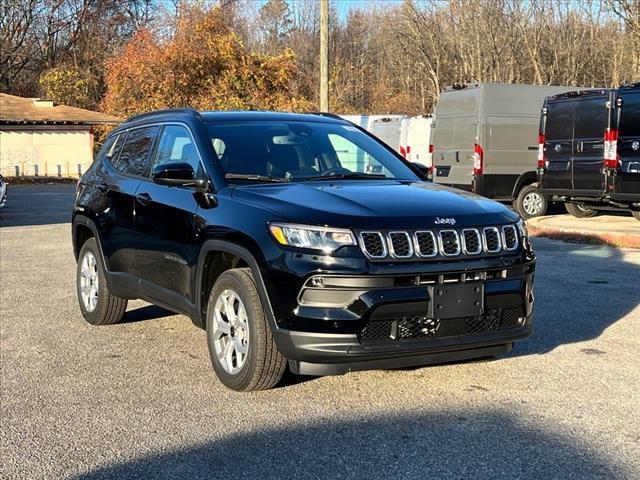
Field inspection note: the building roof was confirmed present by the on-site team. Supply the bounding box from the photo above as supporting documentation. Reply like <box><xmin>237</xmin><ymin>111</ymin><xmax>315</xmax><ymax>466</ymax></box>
<box><xmin>0</xmin><ymin>93</ymin><xmax>122</xmax><ymax>125</ymax></box>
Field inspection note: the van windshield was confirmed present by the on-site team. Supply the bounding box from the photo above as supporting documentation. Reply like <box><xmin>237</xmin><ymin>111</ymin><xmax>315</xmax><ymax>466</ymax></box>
<box><xmin>206</xmin><ymin>121</ymin><xmax>418</xmax><ymax>182</ymax></box>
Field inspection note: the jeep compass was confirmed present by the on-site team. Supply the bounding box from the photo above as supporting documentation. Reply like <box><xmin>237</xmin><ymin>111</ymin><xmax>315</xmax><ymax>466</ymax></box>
<box><xmin>72</xmin><ymin>109</ymin><xmax>535</xmax><ymax>391</ymax></box>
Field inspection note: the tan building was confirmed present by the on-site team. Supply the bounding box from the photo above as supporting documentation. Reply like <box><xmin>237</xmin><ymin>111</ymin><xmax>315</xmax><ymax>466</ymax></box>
<box><xmin>0</xmin><ymin>93</ymin><xmax>121</xmax><ymax>178</ymax></box>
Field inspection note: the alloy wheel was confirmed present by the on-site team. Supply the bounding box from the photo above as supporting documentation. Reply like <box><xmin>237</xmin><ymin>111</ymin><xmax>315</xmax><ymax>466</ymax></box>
<box><xmin>211</xmin><ymin>289</ymin><xmax>250</xmax><ymax>375</ymax></box>
<box><xmin>79</xmin><ymin>252</ymin><xmax>99</xmax><ymax>312</ymax></box>
<box><xmin>522</xmin><ymin>192</ymin><xmax>543</xmax><ymax>216</ymax></box>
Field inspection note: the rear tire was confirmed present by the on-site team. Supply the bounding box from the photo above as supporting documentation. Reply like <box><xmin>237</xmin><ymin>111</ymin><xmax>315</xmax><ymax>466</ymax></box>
<box><xmin>515</xmin><ymin>184</ymin><xmax>548</xmax><ymax>219</ymax></box>
<box><xmin>565</xmin><ymin>202</ymin><xmax>598</xmax><ymax>218</ymax></box>
<box><xmin>206</xmin><ymin>268</ymin><xmax>286</xmax><ymax>392</ymax></box>
<box><xmin>76</xmin><ymin>238</ymin><xmax>127</xmax><ymax>325</ymax></box>
<box><xmin>632</xmin><ymin>211</ymin><xmax>640</xmax><ymax>221</ymax></box>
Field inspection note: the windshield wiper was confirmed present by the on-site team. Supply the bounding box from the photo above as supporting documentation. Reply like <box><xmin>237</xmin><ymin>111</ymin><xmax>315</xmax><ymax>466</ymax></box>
<box><xmin>303</xmin><ymin>172</ymin><xmax>388</xmax><ymax>181</ymax></box>
<box><xmin>225</xmin><ymin>173</ymin><xmax>290</xmax><ymax>183</ymax></box>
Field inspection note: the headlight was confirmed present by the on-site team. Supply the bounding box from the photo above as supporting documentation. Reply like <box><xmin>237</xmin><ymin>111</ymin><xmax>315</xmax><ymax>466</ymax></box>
<box><xmin>268</xmin><ymin>223</ymin><xmax>356</xmax><ymax>253</ymax></box>
<box><xmin>516</xmin><ymin>218</ymin><xmax>529</xmax><ymax>238</ymax></box>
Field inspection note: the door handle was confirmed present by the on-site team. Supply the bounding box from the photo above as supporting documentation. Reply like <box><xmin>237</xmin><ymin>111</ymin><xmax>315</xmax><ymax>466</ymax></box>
<box><xmin>96</xmin><ymin>182</ymin><xmax>109</xmax><ymax>193</ymax></box>
<box><xmin>135</xmin><ymin>192</ymin><xmax>152</xmax><ymax>206</ymax></box>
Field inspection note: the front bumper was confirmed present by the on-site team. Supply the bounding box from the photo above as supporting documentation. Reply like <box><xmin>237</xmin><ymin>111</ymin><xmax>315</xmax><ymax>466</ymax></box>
<box><xmin>269</xmin><ymin>257</ymin><xmax>535</xmax><ymax>375</ymax></box>
<box><xmin>276</xmin><ymin>323</ymin><xmax>530</xmax><ymax>376</ymax></box>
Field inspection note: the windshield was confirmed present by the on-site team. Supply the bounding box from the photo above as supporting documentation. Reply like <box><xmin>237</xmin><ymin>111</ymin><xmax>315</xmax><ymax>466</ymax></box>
<box><xmin>206</xmin><ymin>121</ymin><xmax>418</xmax><ymax>182</ymax></box>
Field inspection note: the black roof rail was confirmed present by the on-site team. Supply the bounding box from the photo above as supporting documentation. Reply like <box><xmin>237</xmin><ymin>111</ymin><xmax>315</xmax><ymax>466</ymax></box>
<box><xmin>126</xmin><ymin>108</ymin><xmax>201</xmax><ymax>123</ymax></box>
<box><xmin>620</xmin><ymin>81</ymin><xmax>640</xmax><ymax>89</ymax></box>
<box><xmin>310</xmin><ymin>112</ymin><xmax>345</xmax><ymax>121</ymax></box>
<box><xmin>549</xmin><ymin>88</ymin><xmax>610</xmax><ymax>100</ymax></box>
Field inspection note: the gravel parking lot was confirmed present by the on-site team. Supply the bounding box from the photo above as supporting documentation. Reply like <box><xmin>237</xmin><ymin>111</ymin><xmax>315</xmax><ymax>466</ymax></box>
<box><xmin>1</xmin><ymin>185</ymin><xmax>639</xmax><ymax>479</ymax></box>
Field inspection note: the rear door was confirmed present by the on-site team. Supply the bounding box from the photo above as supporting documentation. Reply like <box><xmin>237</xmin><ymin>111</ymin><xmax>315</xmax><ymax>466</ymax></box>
<box><xmin>542</xmin><ymin>99</ymin><xmax>574</xmax><ymax>191</ymax></box>
<box><xmin>572</xmin><ymin>96</ymin><xmax>608</xmax><ymax>193</ymax></box>
<box><xmin>432</xmin><ymin>115</ymin><xmax>477</xmax><ymax>188</ymax></box>
<box><xmin>616</xmin><ymin>88</ymin><xmax>640</xmax><ymax>197</ymax></box>
<box><xmin>99</xmin><ymin>125</ymin><xmax>158</xmax><ymax>277</ymax></box>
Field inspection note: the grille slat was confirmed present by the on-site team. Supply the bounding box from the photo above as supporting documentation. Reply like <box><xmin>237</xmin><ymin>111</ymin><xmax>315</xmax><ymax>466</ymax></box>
<box><xmin>388</xmin><ymin>231</ymin><xmax>413</xmax><ymax>258</ymax></box>
<box><xmin>415</xmin><ymin>231</ymin><xmax>437</xmax><ymax>257</ymax></box>
<box><xmin>502</xmin><ymin>225</ymin><xmax>518</xmax><ymax>251</ymax></box>
<box><xmin>483</xmin><ymin>227</ymin><xmax>502</xmax><ymax>253</ymax></box>
<box><xmin>359</xmin><ymin>232</ymin><xmax>386</xmax><ymax>259</ymax></box>
<box><xmin>462</xmin><ymin>229</ymin><xmax>482</xmax><ymax>255</ymax></box>
<box><xmin>439</xmin><ymin>230</ymin><xmax>460</xmax><ymax>256</ymax></box>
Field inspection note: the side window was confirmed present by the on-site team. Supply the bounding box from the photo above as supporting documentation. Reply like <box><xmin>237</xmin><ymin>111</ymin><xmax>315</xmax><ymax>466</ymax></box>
<box><xmin>328</xmin><ymin>133</ymin><xmax>391</xmax><ymax>176</ymax></box>
<box><xmin>574</xmin><ymin>98</ymin><xmax>607</xmax><ymax>139</ymax></box>
<box><xmin>115</xmin><ymin>126</ymin><xmax>158</xmax><ymax>176</ymax></box>
<box><xmin>152</xmin><ymin>125</ymin><xmax>202</xmax><ymax>177</ymax></box>
<box><xmin>545</xmin><ymin>101</ymin><xmax>574</xmax><ymax>140</ymax></box>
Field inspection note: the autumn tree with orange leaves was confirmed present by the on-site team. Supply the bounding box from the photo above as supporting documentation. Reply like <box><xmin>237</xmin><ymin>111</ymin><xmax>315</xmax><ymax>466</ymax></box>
<box><xmin>101</xmin><ymin>6</ymin><xmax>312</xmax><ymax>118</ymax></box>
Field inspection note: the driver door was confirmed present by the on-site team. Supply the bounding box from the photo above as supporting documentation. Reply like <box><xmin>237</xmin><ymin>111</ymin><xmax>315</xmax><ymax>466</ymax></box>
<box><xmin>134</xmin><ymin>124</ymin><xmax>205</xmax><ymax>304</ymax></box>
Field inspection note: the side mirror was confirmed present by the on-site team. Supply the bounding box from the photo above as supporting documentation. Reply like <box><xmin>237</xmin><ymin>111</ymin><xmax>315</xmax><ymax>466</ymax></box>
<box><xmin>152</xmin><ymin>162</ymin><xmax>195</xmax><ymax>186</ymax></box>
<box><xmin>411</xmin><ymin>162</ymin><xmax>432</xmax><ymax>181</ymax></box>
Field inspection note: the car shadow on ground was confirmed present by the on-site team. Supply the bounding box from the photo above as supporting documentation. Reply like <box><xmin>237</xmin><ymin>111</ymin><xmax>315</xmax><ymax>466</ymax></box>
<box><xmin>514</xmin><ymin>237</ymin><xmax>639</xmax><ymax>356</ymax></box>
<box><xmin>122</xmin><ymin>304</ymin><xmax>175</xmax><ymax>323</ymax></box>
<box><xmin>71</xmin><ymin>410</ymin><xmax>625</xmax><ymax>480</ymax></box>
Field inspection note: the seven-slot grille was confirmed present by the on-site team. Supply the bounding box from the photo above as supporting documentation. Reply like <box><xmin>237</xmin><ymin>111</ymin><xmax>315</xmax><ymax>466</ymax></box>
<box><xmin>358</xmin><ymin>224</ymin><xmax>520</xmax><ymax>260</ymax></box>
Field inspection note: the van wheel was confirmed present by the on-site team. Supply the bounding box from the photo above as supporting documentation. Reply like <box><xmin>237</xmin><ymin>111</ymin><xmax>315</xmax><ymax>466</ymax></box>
<box><xmin>631</xmin><ymin>211</ymin><xmax>640</xmax><ymax>221</ymax></box>
<box><xmin>565</xmin><ymin>203</ymin><xmax>598</xmax><ymax>218</ymax></box>
<box><xmin>76</xmin><ymin>238</ymin><xmax>128</xmax><ymax>325</ymax></box>
<box><xmin>206</xmin><ymin>268</ymin><xmax>286</xmax><ymax>392</ymax></box>
<box><xmin>515</xmin><ymin>184</ymin><xmax>548</xmax><ymax>219</ymax></box>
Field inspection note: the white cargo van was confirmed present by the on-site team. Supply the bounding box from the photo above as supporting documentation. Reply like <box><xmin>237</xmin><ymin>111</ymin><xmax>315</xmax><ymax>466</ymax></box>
<box><xmin>432</xmin><ymin>83</ymin><xmax>575</xmax><ymax>218</ymax></box>
<box><xmin>339</xmin><ymin>114</ymin><xmax>433</xmax><ymax>171</ymax></box>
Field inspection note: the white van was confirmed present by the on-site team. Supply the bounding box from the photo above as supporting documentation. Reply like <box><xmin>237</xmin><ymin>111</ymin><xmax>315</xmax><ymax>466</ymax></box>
<box><xmin>339</xmin><ymin>114</ymin><xmax>433</xmax><ymax>170</ymax></box>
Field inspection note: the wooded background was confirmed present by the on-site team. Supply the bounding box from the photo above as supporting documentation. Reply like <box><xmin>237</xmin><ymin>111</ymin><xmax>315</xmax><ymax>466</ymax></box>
<box><xmin>2</xmin><ymin>0</ymin><xmax>639</xmax><ymax>117</ymax></box>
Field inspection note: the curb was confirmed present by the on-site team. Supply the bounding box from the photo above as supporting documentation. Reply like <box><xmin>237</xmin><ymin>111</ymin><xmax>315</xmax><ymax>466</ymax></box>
<box><xmin>527</xmin><ymin>224</ymin><xmax>640</xmax><ymax>249</ymax></box>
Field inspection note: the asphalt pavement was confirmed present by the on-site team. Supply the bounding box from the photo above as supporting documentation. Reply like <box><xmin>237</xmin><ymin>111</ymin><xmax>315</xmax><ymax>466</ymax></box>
<box><xmin>1</xmin><ymin>185</ymin><xmax>639</xmax><ymax>479</ymax></box>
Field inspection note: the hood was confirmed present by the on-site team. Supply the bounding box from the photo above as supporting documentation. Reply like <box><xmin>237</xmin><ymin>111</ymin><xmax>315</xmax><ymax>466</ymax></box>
<box><xmin>231</xmin><ymin>180</ymin><xmax>519</xmax><ymax>229</ymax></box>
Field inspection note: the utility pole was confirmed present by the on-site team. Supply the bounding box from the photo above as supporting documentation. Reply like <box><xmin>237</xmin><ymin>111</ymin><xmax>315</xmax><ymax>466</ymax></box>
<box><xmin>320</xmin><ymin>0</ymin><xmax>329</xmax><ymax>112</ymax></box>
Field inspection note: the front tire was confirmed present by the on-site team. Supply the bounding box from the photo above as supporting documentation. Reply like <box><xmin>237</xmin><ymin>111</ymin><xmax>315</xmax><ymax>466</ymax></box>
<box><xmin>565</xmin><ymin>202</ymin><xmax>598</xmax><ymax>218</ymax></box>
<box><xmin>76</xmin><ymin>238</ymin><xmax>127</xmax><ymax>325</ymax></box>
<box><xmin>515</xmin><ymin>184</ymin><xmax>548</xmax><ymax>219</ymax></box>
<box><xmin>206</xmin><ymin>268</ymin><xmax>286</xmax><ymax>392</ymax></box>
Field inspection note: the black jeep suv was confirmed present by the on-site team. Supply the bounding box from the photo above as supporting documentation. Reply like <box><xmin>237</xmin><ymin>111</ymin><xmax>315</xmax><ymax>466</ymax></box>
<box><xmin>72</xmin><ymin>109</ymin><xmax>535</xmax><ymax>391</ymax></box>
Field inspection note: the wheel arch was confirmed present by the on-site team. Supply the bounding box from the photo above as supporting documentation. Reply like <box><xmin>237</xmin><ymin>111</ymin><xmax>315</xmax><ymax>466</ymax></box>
<box><xmin>72</xmin><ymin>215</ymin><xmax>109</xmax><ymax>270</ymax></box>
<box><xmin>195</xmin><ymin>240</ymin><xmax>277</xmax><ymax>332</ymax></box>
<box><xmin>511</xmin><ymin>171</ymin><xmax>538</xmax><ymax>200</ymax></box>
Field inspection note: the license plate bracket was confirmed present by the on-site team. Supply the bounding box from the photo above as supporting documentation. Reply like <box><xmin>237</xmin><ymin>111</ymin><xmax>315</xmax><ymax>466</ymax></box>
<box><xmin>429</xmin><ymin>283</ymin><xmax>484</xmax><ymax>320</ymax></box>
